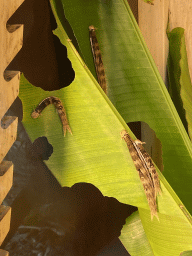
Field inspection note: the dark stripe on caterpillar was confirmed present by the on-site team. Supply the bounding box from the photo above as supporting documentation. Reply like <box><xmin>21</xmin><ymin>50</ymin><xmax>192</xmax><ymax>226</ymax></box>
<box><xmin>31</xmin><ymin>96</ymin><xmax>72</xmax><ymax>136</ymax></box>
<box><xmin>89</xmin><ymin>25</ymin><xmax>107</xmax><ymax>94</ymax></box>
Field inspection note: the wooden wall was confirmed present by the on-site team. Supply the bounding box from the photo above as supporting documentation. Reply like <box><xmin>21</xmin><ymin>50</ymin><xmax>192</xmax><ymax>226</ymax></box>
<box><xmin>0</xmin><ymin>1</ymin><xmax>24</xmax><ymax>254</ymax></box>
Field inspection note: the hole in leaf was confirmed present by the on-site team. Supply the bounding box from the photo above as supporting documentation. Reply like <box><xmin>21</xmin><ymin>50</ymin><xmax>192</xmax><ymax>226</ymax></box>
<box><xmin>27</xmin><ymin>136</ymin><xmax>53</xmax><ymax>161</ymax></box>
<box><xmin>127</xmin><ymin>121</ymin><xmax>163</xmax><ymax>172</ymax></box>
<box><xmin>5</xmin><ymin>0</ymin><xmax>75</xmax><ymax>91</ymax></box>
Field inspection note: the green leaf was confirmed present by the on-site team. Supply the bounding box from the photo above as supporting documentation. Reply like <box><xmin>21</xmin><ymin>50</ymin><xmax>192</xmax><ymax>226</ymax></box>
<box><xmin>19</xmin><ymin>36</ymin><xmax>149</xmax><ymax>208</ymax></box>
<box><xmin>120</xmin><ymin>211</ymin><xmax>154</xmax><ymax>256</ymax></box>
<box><xmin>180</xmin><ymin>251</ymin><xmax>192</xmax><ymax>256</ymax></box>
<box><xmin>18</xmin><ymin>0</ymin><xmax>192</xmax><ymax>255</ymax></box>
<box><xmin>167</xmin><ymin>28</ymin><xmax>188</xmax><ymax>133</ymax></box>
<box><xmin>138</xmin><ymin>207</ymin><xmax>192</xmax><ymax>256</ymax></box>
<box><xmin>167</xmin><ymin>27</ymin><xmax>192</xmax><ymax>140</ymax></box>
<box><xmin>58</xmin><ymin>0</ymin><xmax>192</xmax><ymax>218</ymax></box>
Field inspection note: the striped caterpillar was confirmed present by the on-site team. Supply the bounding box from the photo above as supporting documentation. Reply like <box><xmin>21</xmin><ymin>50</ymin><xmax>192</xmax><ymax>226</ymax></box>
<box><xmin>121</xmin><ymin>130</ymin><xmax>161</xmax><ymax>220</ymax></box>
<box><xmin>134</xmin><ymin>139</ymin><xmax>161</xmax><ymax>198</ymax></box>
<box><xmin>31</xmin><ymin>96</ymin><xmax>72</xmax><ymax>136</ymax></box>
<box><xmin>89</xmin><ymin>25</ymin><xmax>107</xmax><ymax>94</ymax></box>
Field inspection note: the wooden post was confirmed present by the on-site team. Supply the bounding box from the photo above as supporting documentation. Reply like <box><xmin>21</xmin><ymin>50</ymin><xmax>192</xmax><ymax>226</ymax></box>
<box><xmin>0</xmin><ymin>0</ymin><xmax>24</xmax><ymax>254</ymax></box>
<box><xmin>138</xmin><ymin>0</ymin><xmax>169</xmax><ymax>82</ymax></box>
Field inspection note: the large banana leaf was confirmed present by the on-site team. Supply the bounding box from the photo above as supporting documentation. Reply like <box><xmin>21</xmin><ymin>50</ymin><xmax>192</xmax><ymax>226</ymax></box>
<box><xmin>167</xmin><ymin>27</ymin><xmax>188</xmax><ymax>133</ymax></box>
<box><xmin>167</xmin><ymin>27</ymin><xmax>192</xmax><ymax>141</ymax></box>
<box><xmin>58</xmin><ymin>0</ymin><xmax>192</xmax><ymax>220</ymax></box>
<box><xmin>18</xmin><ymin>0</ymin><xmax>192</xmax><ymax>255</ymax></box>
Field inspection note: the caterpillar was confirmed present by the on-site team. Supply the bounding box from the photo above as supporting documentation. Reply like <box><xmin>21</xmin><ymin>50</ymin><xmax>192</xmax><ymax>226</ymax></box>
<box><xmin>89</xmin><ymin>25</ymin><xmax>107</xmax><ymax>94</ymax></box>
<box><xmin>31</xmin><ymin>96</ymin><xmax>72</xmax><ymax>136</ymax></box>
<box><xmin>134</xmin><ymin>139</ymin><xmax>161</xmax><ymax>197</ymax></box>
<box><xmin>121</xmin><ymin>130</ymin><xmax>159</xmax><ymax>220</ymax></box>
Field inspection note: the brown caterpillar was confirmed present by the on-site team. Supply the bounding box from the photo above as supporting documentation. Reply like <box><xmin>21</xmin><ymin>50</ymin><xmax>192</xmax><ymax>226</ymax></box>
<box><xmin>121</xmin><ymin>130</ymin><xmax>159</xmax><ymax>220</ymax></box>
<box><xmin>31</xmin><ymin>96</ymin><xmax>72</xmax><ymax>136</ymax></box>
<box><xmin>134</xmin><ymin>139</ymin><xmax>161</xmax><ymax>197</ymax></box>
<box><xmin>89</xmin><ymin>25</ymin><xmax>107</xmax><ymax>94</ymax></box>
